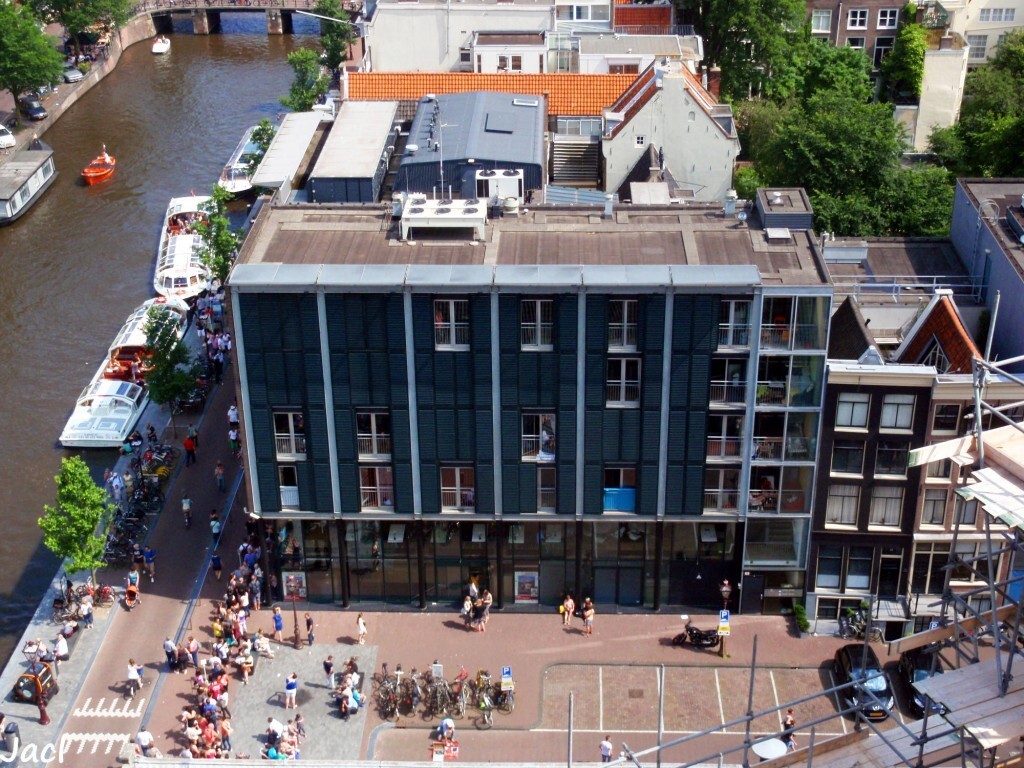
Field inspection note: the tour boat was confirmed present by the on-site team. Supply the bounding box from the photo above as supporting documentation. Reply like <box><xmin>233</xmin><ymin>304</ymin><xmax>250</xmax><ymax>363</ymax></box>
<box><xmin>153</xmin><ymin>194</ymin><xmax>212</xmax><ymax>303</ymax></box>
<box><xmin>81</xmin><ymin>147</ymin><xmax>115</xmax><ymax>185</ymax></box>
<box><xmin>152</xmin><ymin>36</ymin><xmax>170</xmax><ymax>55</ymax></box>
<box><xmin>59</xmin><ymin>297</ymin><xmax>189</xmax><ymax>448</ymax></box>
<box><xmin>217</xmin><ymin>125</ymin><xmax>260</xmax><ymax>195</ymax></box>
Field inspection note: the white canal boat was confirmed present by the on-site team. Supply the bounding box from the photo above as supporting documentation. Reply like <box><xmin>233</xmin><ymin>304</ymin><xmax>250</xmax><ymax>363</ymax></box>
<box><xmin>152</xmin><ymin>36</ymin><xmax>170</xmax><ymax>54</ymax></box>
<box><xmin>216</xmin><ymin>125</ymin><xmax>259</xmax><ymax>195</ymax></box>
<box><xmin>153</xmin><ymin>195</ymin><xmax>212</xmax><ymax>303</ymax></box>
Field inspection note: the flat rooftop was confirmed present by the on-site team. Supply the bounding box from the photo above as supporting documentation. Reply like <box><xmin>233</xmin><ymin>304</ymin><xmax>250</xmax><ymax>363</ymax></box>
<box><xmin>577</xmin><ymin>33</ymin><xmax>685</xmax><ymax>56</ymax></box>
<box><xmin>961</xmin><ymin>179</ymin><xmax>1024</xmax><ymax>280</ymax></box>
<box><xmin>310</xmin><ymin>101</ymin><xmax>399</xmax><ymax>180</ymax></box>
<box><xmin>234</xmin><ymin>201</ymin><xmax>829</xmax><ymax>287</ymax></box>
<box><xmin>825</xmin><ymin>239</ymin><xmax>973</xmax><ymax>304</ymax></box>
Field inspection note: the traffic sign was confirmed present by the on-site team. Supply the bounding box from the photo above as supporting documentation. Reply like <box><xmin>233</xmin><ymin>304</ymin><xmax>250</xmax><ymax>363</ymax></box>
<box><xmin>720</xmin><ymin>610</ymin><xmax>731</xmax><ymax>623</ymax></box>
<box><xmin>929</xmin><ymin>620</ymin><xmax>940</xmax><ymax>631</ymax></box>
<box><xmin>502</xmin><ymin>665</ymin><xmax>512</xmax><ymax>678</ymax></box>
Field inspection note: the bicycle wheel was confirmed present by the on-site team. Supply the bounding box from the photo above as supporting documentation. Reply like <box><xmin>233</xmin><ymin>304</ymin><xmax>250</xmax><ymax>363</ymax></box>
<box><xmin>452</xmin><ymin>687</ymin><xmax>466</xmax><ymax>719</ymax></box>
<box><xmin>501</xmin><ymin>690</ymin><xmax>514</xmax><ymax>714</ymax></box>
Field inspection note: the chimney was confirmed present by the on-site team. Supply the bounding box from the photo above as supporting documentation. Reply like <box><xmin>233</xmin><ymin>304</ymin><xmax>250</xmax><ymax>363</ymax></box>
<box><xmin>707</xmin><ymin>67</ymin><xmax>722</xmax><ymax>99</ymax></box>
<box><xmin>603</xmin><ymin>194</ymin><xmax>614</xmax><ymax>220</ymax></box>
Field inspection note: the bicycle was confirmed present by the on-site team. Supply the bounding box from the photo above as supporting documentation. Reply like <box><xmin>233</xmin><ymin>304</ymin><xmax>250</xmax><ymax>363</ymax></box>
<box><xmin>476</xmin><ymin>686</ymin><xmax>494</xmax><ymax>728</ymax></box>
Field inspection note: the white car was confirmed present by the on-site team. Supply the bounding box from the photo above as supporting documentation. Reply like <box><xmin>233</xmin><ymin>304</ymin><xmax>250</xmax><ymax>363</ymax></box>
<box><xmin>0</xmin><ymin>125</ymin><xmax>15</xmax><ymax>149</ymax></box>
<box><xmin>63</xmin><ymin>68</ymin><xmax>84</xmax><ymax>83</ymax></box>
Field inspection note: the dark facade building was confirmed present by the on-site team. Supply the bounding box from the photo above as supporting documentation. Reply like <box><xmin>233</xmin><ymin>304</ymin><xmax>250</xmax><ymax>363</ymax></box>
<box><xmin>229</xmin><ymin>189</ymin><xmax>831</xmax><ymax>611</ymax></box>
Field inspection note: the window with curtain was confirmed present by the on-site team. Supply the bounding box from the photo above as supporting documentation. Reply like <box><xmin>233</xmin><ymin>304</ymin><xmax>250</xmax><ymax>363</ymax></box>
<box><xmin>870</xmin><ymin>486</ymin><xmax>903</xmax><ymax>526</ymax></box>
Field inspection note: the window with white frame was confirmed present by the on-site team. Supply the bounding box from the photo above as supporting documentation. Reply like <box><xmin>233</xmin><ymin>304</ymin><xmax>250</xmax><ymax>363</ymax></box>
<box><xmin>932</xmin><ymin>404</ymin><xmax>960</xmax><ymax>432</ymax></box>
<box><xmin>955</xmin><ymin>497</ymin><xmax>978</xmax><ymax>526</ymax></box>
<box><xmin>360</xmin><ymin>466</ymin><xmax>394</xmax><ymax>509</ymax></box>
<box><xmin>848</xmin><ymin>8</ymin><xmax>868</xmax><ymax>28</ymax></box>
<box><xmin>874</xmin><ymin>36</ymin><xmax>895</xmax><ymax>67</ymax></box>
<box><xmin>635</xmin><ymin>135</ymin><xmax>646</xmax><ymax>147</ymax></box>
<box><xmin>927</xmin><ymin>457</ymin><xmax>952</xmax><ymax>479</ymax></box>
<box><xmin>869</xmin><ymin>486</ymin><xmax>903</xmax><ymax>526</ymax></box>
<box><xmin>826</xmin><ymin>484</ymin><xmax>859</xmax><ymax>525</ymax></box>
<box><xmin>967</xmin><ymin>34</ymin><xmax>988</xmax><ymax>58</ymax></box>
<box><xmin>832</xmin><ymin>440</ymin><xmax>865</xmax><ymax>474</ymax></box>
<box><xmin>356</xmin><ymin>412</ymin><xmax>391</xmax><ymax>460</ymax></box>
<box><xmin>847</xmin><ymin>36</ymin><xmax>866</xmax><ymax>48</ymax></box>
<box><xmin>847</xmin><ymin>546</ymin><xmax>873</xmax><ymax>590</ymax></box>
<box><xmin>607</xmin><ymin>358</ymin><xmax>641</xmax><ymax>407</ymax></box>
<box><xmin>434</xmin><ymin>298</ymin><xmax>470</xmax><ymax>350</ymax></box>
<box><xmin>836</xmin><ymin>392</ymin><xmax>870</xmax><ymax>427</ymax></box>
<box><xmin>816</xmin><ymin>545</ymin><xmax>842</xmax><ymax>589</ymax></box>
<box><xmin>441</xmin><ymin>467</ymin><xmax>475</xmax><ymax>510</ymax></box>
<box><xmin>880</xmin><ymin>393</ymin><xmax>915</xmax><ymax>429</ymax></box>
<box><xmin>274</xmin><ymin>412</ymin><xmax>307</xmax><ymax>459</ymax></box>
<box><xmin>911</xmin><ymin>543</ymin><xmax>950</xmax><ymax>593</ymax></box>
<box><xmin>608</xmin><ymin>299</ymin><xmax>638</xmax><ymax>350</ymax></box>
<box><xmin>811</xmin><ymin>8</ymin><xmax>832</xmax><ymax>32</ymax></box>
<box><xmin>878</xmin><ymin>7</ymin><xmax>899</xmax><ymax>27</ymax></box>
<box><xmin>920</xmin><ymin>339</ymin><xmax>951</xmax><ymax>373</ymax></box>
<box><xmin>980</xmin><ymin>8</ymin><xmax>1015</xmax><ymax>21</ymax></box>
<box><xmin>951</xmin><ymin>541</ymin><xmax>999</xmax><ymax>582</ymax></box>
<box><xmin>497</xmin><ymin>54</ymin><xmax>523</xmax><ymax>72</ymax></box>
<box><xmin>875</xmin><ymin>441</ymin><xmax>909</xmax><ymax>475</ymax></box>
<box><xmin>538</xmin><ymin>466</ymin><xmax>556</xmax><ymax>511</ymax></box>
<box><xmin>521</xmin><ymin>299</ymin><xmax>554</xmax><ymax>350</ymax></box>
<box><xmin>556</xmin><ymin>3</ymin><xmax>609</xmax><ymax>20</ymax></box>
<box><xmin>279</xmin><ymin>465</ymin><xmax>299</xmax><ymax>509</ymax></box>
<box><xmin>522</xmin><ymin>413</ymin><xmax>556</xmax><ymax>461</ymax></box>
<box><xmin>922</xmin><ymin>488</ymin><xmax>947</xmax><ymax>525</ymax></box>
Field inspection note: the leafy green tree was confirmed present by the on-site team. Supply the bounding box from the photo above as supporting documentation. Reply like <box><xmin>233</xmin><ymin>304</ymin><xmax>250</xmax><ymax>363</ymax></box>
<box><xmin>732</xmin><ymin>166</ymin><xmax>763</xmax><ymax>199</ymax></box>
<box><xmin>313</xmin><ymin>0</ymin><xmax>357</xmax><ymax>73</ymax></box>
<box><xmin>280</xmin><ymin>47</ymin><xmax>330</xmax><ymax>113</ymax></box>
<box><xmin>733</xmin><ymin>99</ymin><xmax>789</xmax><ymax>162</ymax></box>
<box><xmin>0</xmin><ymin>3</ymin><xmax>65</xmax><ymax>121</ymax></box>
<box><xmin>245</xmin><ymin>118</ymin><xmax>277</xmax><ymax>178</ymax></box>
<box><xmin>799</xmin><ymin>39</ymin><xmax>873</xmax><ymax>102</ymax></box>
<box><xmin>196</xmin><ymin>185</ymin><xmax>239</xmax><ymax>284</ymax></box>
<box><xmin>29</xmin><ymin>0</ymin><xmax>133</xmax><ymax>60</ymax></box>
<box><xmin>876</xmin><ymin>165</ymin><xmax>955</xmax><ymax>236</ymax></box>
<box><xmin>811</xmin><ymin>192</ymin><xmax>888</xmax><ymax>237</ymax></box>
<box><xmin>38</xmin><ymin>456</ymin><xmax>112</xmax><ymax>579</ymax></box>
<box><xmin>145</xmin><ymin>305</ymin><xmax>198</xmax><ymax>435</ymax></box>
<box><xmin>883</xmin><ymin>22</ymin><xmax>927</xmax><ymax>99</ymax></box>
<box><xmin>679</xmin><ymin>0</ymin><xmax>808</xmax><ymax>101</ymax></box>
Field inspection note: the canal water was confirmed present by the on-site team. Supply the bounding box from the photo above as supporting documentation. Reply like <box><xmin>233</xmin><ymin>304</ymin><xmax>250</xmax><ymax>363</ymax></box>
<box><xmin>0</xmin><ymin>13</ymin><xmax>318</xmax><ymax>664</ymax></box>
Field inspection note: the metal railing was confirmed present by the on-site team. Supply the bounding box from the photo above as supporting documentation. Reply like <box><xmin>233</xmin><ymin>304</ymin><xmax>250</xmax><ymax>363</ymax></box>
<box><xmin>357</xmin><ymin>434</ymin><xmax>391</xmax><ymax>458</ymax></box>
<box><xmin>521</xmin><ymin>436</ymin><xmax>556</xmax><ymax>460</ymax></box>
<box><xmin>280</xmin><ymin>486</ymin><xmax>300</xmax><ymax>509</ymax></box>
<box><xmin>717</xmin><ymin>324</ymin><xmax>750</xmax><ymax>347</ymax></box>
<box><xmin>434</xmin><ymin>323</ymin><xmax>470</xmax><ymax>349</ymax></box>
<box><xmin>608</xmin><ymin>324</ymin><xmax>637</xmax><ymax>350</ymax></box>
<box><xmin>538</xmin><ymin>488</ymin><xmax>557</xmax><ymax>511</ymax></box>
<box><xmin>521</xmin><ymin>324</ymin><xmax>553</xmax><ymax>349</ymax></box>
<box><xmin>709</xmin><ymin>380</ymin><xmax>745</xmax><ymax>404</ymax></box>
<box><xmin>751</xmin><ymin>436</ymin><xmax>783</xmax><ymax>460</ymax></box>
<box><xmin>703</xmin><ymin>490</ymin><xmax>739</xmax><ymax>510</ymax></box>
<box><xmin>606</xmin><ymin>382</ymin><xmax>640</xmax><ymax>406</ymax></box>
<box><xmin>613</xmin><ymin>23</ymin><xmax>695</xmax><ymax>36</ymax></box>
<box><xmin>442</xmin><ymin>488</ymin><xmax>475</xmax><ymax>510</ymax></box>
<box><xmin>275</xmin><ymin>434</ymin><xmax>307</xmax><ymax>457</ymax></box>
<box><xmin>360</xmin><ymin>485</ymin><xmax>394</xmax><ymax>509</ymax></box>
<box><xmin>760</xmin><ymin>323</ymin><xmax>824</xmax><ymax>350</ymax></box>
<box><xmin>706</xmin><ymin>437</ymin><xmax>741</xmax><ymax>459</ymax></box>
<box><xmin>755</xmin><ymin>381</ymin><xmax>787</xmax><ymax>406</ymax></box>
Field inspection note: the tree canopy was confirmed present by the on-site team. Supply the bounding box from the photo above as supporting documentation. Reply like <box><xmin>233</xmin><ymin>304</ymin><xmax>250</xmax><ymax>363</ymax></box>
<box><xmin>196</xmin><ymin>185</ymin><xmax>239</xmax><ymax>284</ymax></box>
<box><xmin>882</xmin><ymin>22</ymin><xmax>927</xmax><ymax>99</ymax></box>
<box><xmin>38</xmin><ymin>456</ymin><xmax>112</xmax><ymax>578</ymax></box>
<box><xmin>280</xmin><ymin>47</ymin><xmax>330</xmax><ymax>113</ymax></box>
<box><xmin>29</xmin><ymin>0</ymin><xmax>133</xmax><ymax>58</ymax></box>
<box><xmin>313</xmin><ymin>0</ymin><xmax>357</xmax><ymax>73</ymax></box>
<box><xmin>144</xmin><ymin>304</ymin><xmax>198</xmax><ymax>429</ymax></box>
<box><xmin>246</xmin><ymin>119</ymin><xmax>277</xmax><ymax>178</ymax></box>
<box><xmin>0</xmin><ymin>3</ymin><xmax>65</xmax><ymax>112</ymax></box>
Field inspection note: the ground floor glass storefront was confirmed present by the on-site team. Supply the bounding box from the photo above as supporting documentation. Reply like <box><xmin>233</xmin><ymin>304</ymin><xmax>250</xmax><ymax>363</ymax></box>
<box><xmin>265</xmin><ymin>519</ymin><xmax>741</xmax><ymax>610</ymax></box>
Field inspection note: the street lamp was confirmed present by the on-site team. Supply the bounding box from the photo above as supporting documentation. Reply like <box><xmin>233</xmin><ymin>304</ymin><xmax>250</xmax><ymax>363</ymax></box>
<box><xmin>719</xmin><ymin>579</ymin><xmax>733</xmax><ymax>659</ymax></box>
<box><xmin>286</xmin><ymin>575</ymin><xmax>303</xmax><ymax>650</ymax></box>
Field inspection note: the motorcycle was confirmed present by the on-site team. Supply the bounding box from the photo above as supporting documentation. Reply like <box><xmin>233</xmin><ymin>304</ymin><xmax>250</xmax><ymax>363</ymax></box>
<box><xmin>671</xmin><ymin>615</ymin><xmax>721</xmax><ymax>649</ymax></box>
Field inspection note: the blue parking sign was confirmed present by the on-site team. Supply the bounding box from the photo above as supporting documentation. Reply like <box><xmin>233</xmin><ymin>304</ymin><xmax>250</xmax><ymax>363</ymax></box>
<box><xmin>502</xmin><ymin>665</ymin><xmax>512</xmax><ymax>678</ymax></box>
<box><xmin>720</xmin><ymin>610</ymin><xmax>730</xmax><ymax>623</ymax></box>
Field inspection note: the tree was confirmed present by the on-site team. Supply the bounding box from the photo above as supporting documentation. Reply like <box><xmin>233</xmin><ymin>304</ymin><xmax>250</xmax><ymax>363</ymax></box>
<box><xmin>313</xmin><ymin>0</ymin><xmax>357</xmax><ymax>74</ymax></box>
<box><xmin>196</xmin><ymin>185</ymin><xmax>239</xmax><ymax>284</ymax></box>
<box><xmin>245</xmin><ymin>118</ymin><xmax>277</xmax><ymax>178</ymax></box>
<box><xmin>678</xmin><ymin>0</ymin><xmax>808</xmax><ymax>101</ymax></box>
<box><xmin>29</xmin><ymin>0</ymin><xmax>133</xmax><ymax>60</ymax></box>
<box><xmin>280</xmin><ymin>47</ymin><xmax>330</xmax><ymax>113</ymax></box>
<box><xmin>0</xmin><ymin>3</ymin><xmax>65</xmax><ymax>120</ymax></box>
<box><xmin>799</xmin><ymin>39</ymin><xmax>873</xmax><ymax>102</ymax></box>
<box><xmin>145</xmin><ymin>305</ymin><xmax>198</xmax><ymax>435</ymax></box>
<box><xmin>876</xmin><ymin>165</ymin><xmax>955</xmax><ymax>237</ymax></box>
<box><xmin>882</xmin><ymin>22</ymin><xmax>927</xmax><ymax>99</ymax></box>
<box><xmin>38</xmin><ymin>456</ymin><xmax>112</xmax><ymax>579</ymax></box>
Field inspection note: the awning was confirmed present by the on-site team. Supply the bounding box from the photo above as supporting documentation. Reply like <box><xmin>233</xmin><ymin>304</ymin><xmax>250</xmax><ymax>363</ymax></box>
<box><xmin>958</xmin><ymin>466</ymin><xmax>1024</xmax><ymax>531</ymax></box>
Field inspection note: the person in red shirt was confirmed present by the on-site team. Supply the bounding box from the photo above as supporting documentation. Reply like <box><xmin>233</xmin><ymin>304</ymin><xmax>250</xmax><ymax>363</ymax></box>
<box><xmin>184</xmin><ymin>435</ymin><xmax>197</xmax><ymax>466</ymax></box>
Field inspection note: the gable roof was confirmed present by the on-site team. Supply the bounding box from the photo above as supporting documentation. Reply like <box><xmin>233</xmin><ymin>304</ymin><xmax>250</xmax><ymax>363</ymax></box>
<box><xmin>895</xmin><ymin>293</ymin><xmax>980</xmax><ymax>374</ymax></box>
<box><xmin>346</xmin><ymin>72</ymin><xmax>635</xmax><ymax>116</ymax></box>
<box><xmin>828</xmin><ymin>296</ymin><xmax>876</xmax><ymax>360</ymax></box>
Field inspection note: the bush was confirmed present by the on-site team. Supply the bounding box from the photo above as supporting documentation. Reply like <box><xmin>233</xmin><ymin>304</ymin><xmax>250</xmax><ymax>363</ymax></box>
<box><xmin>793</xmin><ymin>603</ymin><xmax>810</xmax><ymax>633</ymax></box>
<box><xmin>77</xmin><ymin>61</ymin><xmax>91</xmax><ymax>74</ymax></box>
<box><xmin>733</xmin><ymin>166</ymin><xmax>762</xmax><ymax>200</ymax></box>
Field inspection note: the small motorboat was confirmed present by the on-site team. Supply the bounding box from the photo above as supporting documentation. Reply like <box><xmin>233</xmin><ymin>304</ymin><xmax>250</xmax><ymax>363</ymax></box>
<box><xmin>152</xmin><ymin>36</ymin><xmax>170</xmax><ymax>55</ymax></box>
<box><xmin>81</xmin><ymin>146</ymin><xmax>115</xmax><ymax>185</ymax></box>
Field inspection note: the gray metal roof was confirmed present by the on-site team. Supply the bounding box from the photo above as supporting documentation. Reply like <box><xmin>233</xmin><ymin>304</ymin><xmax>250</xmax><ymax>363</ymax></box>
<box><xmin>250</xmin><ymin>112</ymin><xmax>324</xmax><ymax>188</ymax></box>
<box><xmin>310</xmin><ymin>101</ymin><xmax>399</xmax><ymax>180</ymax></box>
<box><xmin>399</xmin><ymin>92</ymin><xmax>545</xmax><ymax>171</ymax></box>
<box><xmin>0</xmin><ymin>144</ymin><xmax>53</xmax><ymax>201</ymax></box>
<box><xmin>576</xmin><ymin>33</ymin><xmax>684</xmax><ymax>56</ymax></box>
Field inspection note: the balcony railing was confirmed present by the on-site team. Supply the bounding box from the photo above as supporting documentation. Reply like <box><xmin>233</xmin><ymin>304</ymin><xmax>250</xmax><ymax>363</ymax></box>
<box><xmin>707</xmin><ymin>437</ymin><xmax>742</xmax><ymax>459</ymax></box>
<box><xmin>760</xmin><ymin>323</ymin><xmax>825</xmax><ymax>350</ymax></box>
<box><xmin>752</xmin><ymin>437</ymin><xmax>783</xmax><ymax>460</ymax></box>
<box><xmin>755</xmin><ymin>381</ymin><xmax>787</xmax><ymax>406</ymax></box>
<box><xmin>280</xmin><ymin>485</ymin><xmax>299</xmax><ymax>510</ymax></box>
<box><xmin>606</xmin><ymin>382</ymin><xmax>640</xmax><ymax>406</ymax></box>
<box><xmin>703</xmin><ymin>489</ymin><xmax>739</xmax><ymax>510</ymax></box>
<box><xmin>360</xmin><ymin>485</ymin><xmax>394</xmax><ymax>509</ymax></box>
<box><xmin>709</xmin><ymin>380</ymin><xmax>746</xmax><ymax>404</ymax></box>
<box><xmin>613</xmin><ymin>23</ymin><xmax>695</xmax><ymax>36</ymax></box>
<box><xmin>522</xmin><ymin>436</ymin><xmax>556</xmax><ymax>461</ymax></box>
<box><xmin>442</xmin><ymin>488</ymin><xmax>475</xmax><ymax>510</ymax></box>
<box><xmin>521</xmin><ymin>324</ymin><xmax>554</xmax><ymax>349</ymax></box>
<box><xmin>718</xmin><ymin>324</ymin><xmax>751</xmax><ymax>347</ymax></box>
<box><xmin>357</xmin><ymin>434</ymin><xmax>391</xmax><ymax>459</ymax></box>
<box><xmin>603</xmin><ymin>487</ymin><xmax>636</xmax><ymax>512</ymax></box>
<box><xmin>608</xmin><ymin>324</ymin><xmax>637</xmax><ymax>350</ymax></box>
<box><xmin>538</xmin><ymin>488</ymin><xmax>557</xmax><ymax>511</ymax></box>
<box><xmin>276</xmin><ymin>434</ymin><xmax>307</xmax><ymax>458</ymax></box>
<box><xmin>435</xmin><ymin>323</ymin><xmax>470</xmax><ymax>348</ymax></box>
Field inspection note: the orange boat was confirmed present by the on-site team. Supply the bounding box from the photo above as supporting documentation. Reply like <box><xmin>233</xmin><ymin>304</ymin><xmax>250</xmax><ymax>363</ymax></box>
<box><xmin>81</xmin><ymin>145</ymin><xmax>116</xmax><ymax>185</ymax></box>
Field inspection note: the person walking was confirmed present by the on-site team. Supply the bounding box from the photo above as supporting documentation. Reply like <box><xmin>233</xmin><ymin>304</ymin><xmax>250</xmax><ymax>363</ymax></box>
<box><xmin>183</xmin><ymin>434</ymin><xmax>197</xmax><ymax>466</ymax></box>
<box><xmin>211</xmin><ymin>514</ymin><xmax>222</xmax><ymax>549</ymax></box>
<box><xmin>80</xmin><ymin>593</ymin><xmax>94</xmax><ymax>629</ymax></box>
<box><xmin>214</xmin><ymin>461</ymin><xmax>226</xmax><ymax>493</ymax></box>
<box><xmin>143</xmin><ymin>545</ymin><xmax>156</xmax><ymax>582</ymax></box>
<box><xmin>284</xmin><ymin>673</ymin><xmax>298</xmax><ymax>709</ymax></box>
<box><xmin>782</xmin><ymin>708</ymin><xmax>797</xmax><ymax>751</ymax></box>
<box><xmin>135</xmin><ymin>725</ymin><xmax>155</xmax><ymax>757</ymax></box>
<box><xmin>324</xmin><ymin>655</ymin><xmax>335</xmax><ymax>689</ymax></box>
<box><xmin>305</xmin><ymin>613</ymin><xmax>315</xmax><ymax>646</ymax></box>
<box><xmin>211</xmin><ymin>552</ymin><xmax>223</xmax><ymax>581</ymax></box>
<box><xmin>356</xmin><ymin>613</ymin><xmax>367</xmax><ymax>645</ymax></box>
<box><xmin>182</xmin><ymin>491</ymin><xmax>193</xmax><ymax>529</ymax></box>
<box><xmin>600</xmin><ymin>736</ymin><xmax>614</xmax><ymax>763</ymax></box>
<box><xmin>126</xmin><ymin>565</ymin><xmax>141</xmax><ymax>593</ymax></box>
<box><xmin>187</xmin><ymin>635</ymin><xmax>200</xmax><ymax>669</ymax></box>
<box><xmin>481</xmin><ymin>590</ymin><xmax>493</xmax><ymax>629</ymax></box>
<box><xmin>228</xmin><ymin>427</ymin><xmax>241</xmax><ymax>460</ymax></box>
<box><xmin>272</xmin><ymin>607</ymin><xmax>284</xmax><ymax>643</ymax></box>
<box><xmin>582</xmin><ymin>598</ymin><xmax>595</xmax><ymax>637</ymax></box>
<box><xmin>163</xmin><ymin>637</ymin><xmax>177</xmax><ymax>671</ymax></box>
<box><xmin>562</xmin><ymin>593</ymin><xmax>575</xmax><ymax>627</ymax></box>
<box><xmin>227</xmin><ymin>401</ymin><xmax>239</xmax><ymax>428</ymax></box>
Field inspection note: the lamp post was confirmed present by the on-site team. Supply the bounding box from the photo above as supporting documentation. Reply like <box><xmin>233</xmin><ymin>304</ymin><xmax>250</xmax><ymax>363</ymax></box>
<box><xmin>286</xmin><ymin>575</ymin><xmax>303</xmax><ymax>650</ymax></box>
<box><xmin>719</xmin><ymin>579</ymin><xmax>733</xmax><ymax>659</ymax></box>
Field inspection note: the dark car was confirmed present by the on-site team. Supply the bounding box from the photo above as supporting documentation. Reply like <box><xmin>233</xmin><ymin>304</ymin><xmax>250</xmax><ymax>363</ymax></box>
<box><xmin>17</xmin><ymin>97</ymin><xmax>48</xmax><ymax>121</ymax></box>
<box><xmin>898</xmin><ymin>647</ymin><xmax>946</xmax><ymax>718</ymax></box>
<box><xmin>833</xmin><ymin>643</ymin><xmax>894</xmax><ymax>721</ymax></box>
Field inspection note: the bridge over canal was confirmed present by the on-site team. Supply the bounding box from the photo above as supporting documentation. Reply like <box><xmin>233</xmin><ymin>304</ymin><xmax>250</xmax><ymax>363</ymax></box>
<box><xmin>136</xmin><ymin>0</ymin><xmax>361</xmax><ymax>35</ymax></box>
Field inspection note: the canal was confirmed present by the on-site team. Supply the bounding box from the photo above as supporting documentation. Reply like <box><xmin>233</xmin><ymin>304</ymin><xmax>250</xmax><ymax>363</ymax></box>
<box><xmin>0</xmin><ymin>14</ymin><xmax>318</xmax><ymax>664</ymax></box>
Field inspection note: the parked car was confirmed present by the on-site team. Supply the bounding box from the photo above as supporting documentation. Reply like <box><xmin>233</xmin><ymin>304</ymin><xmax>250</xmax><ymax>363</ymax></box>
<box><xmin>0</xmin><ymin>125</ymin><xmax>15</xmax><ymax>150</ymax></box>
<box><xmin>833</xmin><ymin>643</ymin><xmax>894</xmax><ymax>721</ymax></box>
<box><xmin>898</xmin><ymin>647</ymin><xmax>946</xmax><ymax>718</ymax></box>
<box><xmin>63</xmin><ymin>68</ymin><xmax>84</xmax><ymax>83</ymax></box>
<box><xmin>17</xmin><ymin>97</ymin><xmax>48</xmax><ymax>121</ymax></box>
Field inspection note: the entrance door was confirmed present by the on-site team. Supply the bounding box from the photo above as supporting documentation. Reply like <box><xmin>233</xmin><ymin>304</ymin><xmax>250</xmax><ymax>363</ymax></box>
<box><xmin>878</xmin><ymin>556</ymin><xmax>902</xmax><ymax>598</ymax></box>
<box><xmin>619</xmin><ymin>567</ymin><xmax>643</xmax><ymax>606</ymax></box>
<box><xmin>740</xmin><ymin>574</ymin><xmax>765</xmax><ymax>614</ymax></box>
<box><xmin>594</xmin><ymin>567</ymin><xmax>617</xmax><ymax>604</ymax></box>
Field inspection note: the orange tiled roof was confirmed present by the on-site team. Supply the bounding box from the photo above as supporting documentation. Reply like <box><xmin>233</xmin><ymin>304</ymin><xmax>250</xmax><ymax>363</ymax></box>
<box><xmin>614</xmin><ymin>5</ymin><xmax>673</xmax><ymax>24</ymax></box>
<box><xmin>898</xmin><ymin>296</ymin><xmax>980</xmax><ymax>374</ymax></box>
<box><xmin>347</xmin><ymin>72</ymin><xmax>636</xmax><ymax>115</ymax></box>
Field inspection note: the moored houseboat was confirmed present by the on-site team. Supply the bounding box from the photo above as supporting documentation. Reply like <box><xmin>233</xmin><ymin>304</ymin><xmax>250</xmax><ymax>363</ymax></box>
<box><xmin>0</xmin><ymin>139</ymin><xmax>57</xmax><ymax>225</ymax></box>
